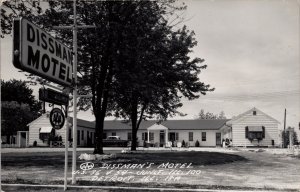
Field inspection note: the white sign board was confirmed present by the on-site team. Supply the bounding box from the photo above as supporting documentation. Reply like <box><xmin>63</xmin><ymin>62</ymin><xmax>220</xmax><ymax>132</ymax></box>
<box><xmin>13</xmin><ymin>18</ymin><xmax>73</xmax><ymax>86</ymax></box>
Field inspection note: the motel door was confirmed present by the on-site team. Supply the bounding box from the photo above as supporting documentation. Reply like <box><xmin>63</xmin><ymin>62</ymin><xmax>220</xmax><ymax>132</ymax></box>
<box><xmin>216</xmin><ymin>133</ymin><xmax>221</xmax><ymax>146</ymax></box>
<box><xmin>20</xmin><ymin>132</ymin><xmax>27</xmax><ymax>148</ymax></box>
<box><xmin>160</xmin><ymin>131</ymin><xmax>165</xmax><ymax>147</ymax></box>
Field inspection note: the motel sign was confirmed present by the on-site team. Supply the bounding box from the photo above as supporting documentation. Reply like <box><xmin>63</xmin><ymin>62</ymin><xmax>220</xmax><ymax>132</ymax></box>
<box><xmin>13</xmin><ymin>18</ymin><xmax>73</xmax><ymax>87</ymax></box>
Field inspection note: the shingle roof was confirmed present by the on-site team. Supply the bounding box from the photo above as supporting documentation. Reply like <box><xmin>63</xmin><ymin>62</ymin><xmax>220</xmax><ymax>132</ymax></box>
<box><xmin>161</xmin><ymin>119</ymin><xmax>230</xmax><ymax>130</ymax></box>
<box><xmin>68</xmin><ymin>117</ymin><xmax>95</xmax><ymax>128</ymax></box>
<box><xmin>226</xmin><ymin>107</ymin><xmax>280</xmax><ymax>125</ymax></box>
<box><xmin>29</xmin><ymin>114</ymin><xmax>229</xmax><ymax>131</ymax></box>
<box><xmin>102</xmin><ymin>119</ymin><xmax>230</xmax><ymax>130</ymax></box>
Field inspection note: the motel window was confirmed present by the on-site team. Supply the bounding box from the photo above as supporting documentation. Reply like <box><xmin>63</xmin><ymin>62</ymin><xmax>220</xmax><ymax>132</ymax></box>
<box><xmin>69</xmin><ymin>128</ymin><xmax>72</xmax><ymax>141</ymax></box>
<box><xmin>245</xmin><ymin>126</ymin><xmax>265</xmax><ymax>140</ymax></box>
<box><xmin>128</xmin><ymin>132</ymin><xmax>132</xmax><ymax>141</ymax></box>
<box><xmin>175</xmin><ymin>133</ymin><xmax>179</xmax><ymax>141</ymax></box>
<box><xmin>150</xmin><ymin>132</ymin><xmax>154</xmax><ymax>141</ymax></box>
<box><xmin>142</xmin><ymin>132</ymin><xmax>148</xmax><ymax>141</ymax></box>
<box><xmin>112</xmin><ymin>132</ymin><xmax>116</xmax><ymax>136</ymax></box>
<box><xmin>202</xmin><ymin>132</ymin><xmax>206</xmax><ymax>141</ymax></box>
<box><xmin>77</xmin><ymin>130</ymin><xmax>80</xmax><ymax>145</ymax></box>
<box><xmin>81</xmin><ymin>130</ymin><xmax>84</xmax><ymax>140</ymax></box>
<box><xmin>253</xmin><ymin>111</ymin><xmax>256</xmax><ymax>115</ymax></box>
<box><xmin>189</xmin><ymin>132</ymin><xmax>193</xmax><ymax>141</ymax></box>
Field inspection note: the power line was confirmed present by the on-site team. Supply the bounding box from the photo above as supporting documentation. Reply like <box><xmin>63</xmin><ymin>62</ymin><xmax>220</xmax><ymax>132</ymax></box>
<box><xmin>182</xmin><ymin>90</ymin><xmax>300</xmax><ymax>102</ymax></box>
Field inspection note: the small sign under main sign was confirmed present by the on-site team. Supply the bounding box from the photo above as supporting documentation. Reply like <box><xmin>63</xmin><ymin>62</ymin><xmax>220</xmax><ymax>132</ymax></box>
<box><xmin>13</xmin><ymin>18</ymin><xmax>73</xmax><ymax>87</ymax></box>
<box><xmin>39</xmin><ymin>88</ymin><xmax>69</xmax><ymax>106</ymax></box>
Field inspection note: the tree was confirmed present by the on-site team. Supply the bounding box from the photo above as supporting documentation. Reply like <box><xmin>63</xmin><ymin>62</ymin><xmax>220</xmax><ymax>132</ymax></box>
<box><xmin>282</xmin><ymin>128</ymin><xmax>299</xmax><ymax>147</ymax></box>
<box><xmin>197</xmin><ymin>109</ymin><xmax>226</xmax><ymax>120</ymax></box>
<box><xmin>1</xmin><ymin>79</ymin><xmax>42</xmax><ymax>142</ymax></box>
<box><xmin>111</xmin><ymin>3</ymin><xmax>214</xmax><ymax>150</ymax></box>
<box><xmin>1</xmin><ymin>79</ymin><xmax>41</xmax><ymax>113</ymax></box>
<box><xmin>198</xmin><ymin>109</ymin><xmax>206</xmax><ymax>119</ymax></box>
<box><xmin>218</xmin><ymin>111</ymin><xmax>226</xmax><ymax>119</ymax></box>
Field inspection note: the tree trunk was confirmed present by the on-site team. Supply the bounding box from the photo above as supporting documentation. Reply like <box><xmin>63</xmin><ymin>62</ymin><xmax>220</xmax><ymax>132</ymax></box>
<box><xmin>94</xmin><ymin>114</ymin><xmax>104</xmax><ymax>154</ymax></box>
<box><xmin>131</xmin><ymin>128</ymin><xmax>138</xmax><ymax>151</ymax></box>
<box><xmin>130</xmin><ymin>96</ymin><xmax>138</xmax><ymax>151</ymax></box>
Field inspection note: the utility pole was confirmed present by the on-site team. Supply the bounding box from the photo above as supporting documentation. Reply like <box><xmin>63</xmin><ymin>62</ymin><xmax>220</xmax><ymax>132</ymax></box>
<box><xmin>283</xmin><ymin>108</ymin><xmax>286</xmax><ymax>148</ymax></box>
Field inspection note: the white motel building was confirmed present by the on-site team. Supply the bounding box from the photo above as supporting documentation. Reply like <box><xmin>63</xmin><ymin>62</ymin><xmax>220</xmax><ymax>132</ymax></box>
<box><xmin>27</xmin><ymin>107</ymin><xmax>280</xmax><ymax>148</ymax></box>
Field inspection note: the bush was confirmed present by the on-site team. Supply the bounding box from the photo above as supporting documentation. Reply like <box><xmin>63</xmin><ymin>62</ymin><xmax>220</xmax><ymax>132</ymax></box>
<box><xmin>33</xmin><ymin>141</ymin><xmax>37</xmax><ymax>147</ymax></box>
<box><xmin>195</xmin><ymin>140</ymin><xmax>200</xmax><ymax>147</ymax></box>
<box><xmin>182</xmin><ymin>140</ymin><xmax>185</xmax><ymax>147</ymax></box>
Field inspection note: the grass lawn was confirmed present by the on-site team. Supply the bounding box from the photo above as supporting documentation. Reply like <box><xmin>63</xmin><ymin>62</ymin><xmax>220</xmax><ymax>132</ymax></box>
<box><xmin>1</xmin><ymin>149</ymin><xmax>300</xmax><ymax>191</ymax></box>
<box><xmin>113</xmin><ymin>151</ymin><xmax>246</xmax><ymax>165</ymax></box>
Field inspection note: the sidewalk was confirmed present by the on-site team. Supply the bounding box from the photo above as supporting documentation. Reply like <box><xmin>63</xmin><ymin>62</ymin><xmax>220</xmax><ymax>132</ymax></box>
<box><xmin>1</xmin><ymin>147</ymin><xmax>239</xmax><ymax>154</ymax></box>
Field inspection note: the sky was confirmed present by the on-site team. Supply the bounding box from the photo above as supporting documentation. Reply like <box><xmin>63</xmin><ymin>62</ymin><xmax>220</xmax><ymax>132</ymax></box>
<box><xmin>1</xmin><ymin>0</ymin><xmax>299</xmax><ymax>131</ymax></box>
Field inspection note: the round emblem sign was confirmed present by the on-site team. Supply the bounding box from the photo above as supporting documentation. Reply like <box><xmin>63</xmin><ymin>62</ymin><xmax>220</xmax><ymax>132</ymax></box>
<box><xmin>50</xmin><ymin>108</ymin><xmax>65</xmax><ymax>130</ymax></box>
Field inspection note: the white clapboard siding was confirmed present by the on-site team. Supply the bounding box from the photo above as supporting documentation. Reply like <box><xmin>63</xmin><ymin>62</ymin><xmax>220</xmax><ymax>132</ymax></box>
<box><xmin>28</xmin><ymin>114</ymin><xmax>51</xmax><ymax>146</ymax></box>
<box><xmin>28</xmin><ymin>113</ymin><xmax>95</xmax><ymax>147</ymax></box>
<box><xmin>231</xmin><ymin>108</ymin><xmax>279</xmax><ymax>147</ymax></box>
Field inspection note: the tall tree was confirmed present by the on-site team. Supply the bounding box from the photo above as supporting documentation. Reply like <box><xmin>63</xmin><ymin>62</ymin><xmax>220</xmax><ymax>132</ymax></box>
<box><xmin>112</xmin><ymin>3</ymin><xmax>214</xmax><ymax>150</ymax></box>
<box><xmin>282</xmin><ymin>128</ymin><xmax>298</xmax><ymax>147</ymax></box>
<box><xmin>1</xmin><ymin>79</ymin><xmax>42</xmax><ymax>141</ymax></box>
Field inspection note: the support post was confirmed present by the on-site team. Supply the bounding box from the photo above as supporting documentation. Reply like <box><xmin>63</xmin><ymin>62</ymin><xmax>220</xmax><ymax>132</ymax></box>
<box><xmin>147</xmin><ymin>130</ymin><xmax>150</xmax><ymax>143</ymax></box>
<box><xmin>165</xmin><ymin>129</ymin><xmax>168</xmax><ymax>147</ymax></box>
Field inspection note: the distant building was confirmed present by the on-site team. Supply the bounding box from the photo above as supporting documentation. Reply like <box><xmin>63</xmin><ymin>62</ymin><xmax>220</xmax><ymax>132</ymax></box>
<box><xmin>27</xmin><ymin>107</ymin><xmax>280</xmax><ymax>147</ymax></box>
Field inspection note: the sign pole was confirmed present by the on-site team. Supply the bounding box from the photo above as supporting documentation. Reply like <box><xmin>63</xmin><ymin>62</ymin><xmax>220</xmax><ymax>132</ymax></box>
<box><xmin>51</xmin><ymin>0</ymin><xmax>95</xmax><ymax>185</ymax></box>
<box><xmin>72</xmin><ymin>0</ymin><xmax>78</xmax><ymax>185</ymax></box>
<box><xmin>64</xmin><ymin>106</ymin><xmax>69</xmax><ymax>191</ymax></box>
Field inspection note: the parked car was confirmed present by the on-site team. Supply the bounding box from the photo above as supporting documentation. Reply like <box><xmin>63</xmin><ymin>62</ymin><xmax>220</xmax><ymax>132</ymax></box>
<box><xmin>103</xmin><ymin>136</ymin><xmax>128</xmax><ymax>147</ymax></box>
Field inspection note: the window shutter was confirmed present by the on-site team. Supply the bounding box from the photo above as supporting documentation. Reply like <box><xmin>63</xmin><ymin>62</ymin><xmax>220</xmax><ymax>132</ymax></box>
<box><xmin>175</xmin><ymin>133</ymin><xmax>179</xmax><ymax>140</ymax></box>
<box><xmin>262</xmin><ymin>126</ymin><xmax>265</xmax><ymax>138</ymax></box>
<box><xmin>245</xmin><ymin>126</ymin><xmax>248</xmax><ymax>138</ymax></box>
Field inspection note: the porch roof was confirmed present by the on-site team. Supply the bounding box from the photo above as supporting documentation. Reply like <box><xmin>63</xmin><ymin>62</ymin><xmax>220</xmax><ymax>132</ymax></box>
<box><xmin>40</xmin><ymin>127</ymin><xmax>53</xmax><ymax>133</ymax></box>
<box><xmin>147</xmin><ymin>124</ymin><xmax>168</xmax><ymax>131</ymax></box>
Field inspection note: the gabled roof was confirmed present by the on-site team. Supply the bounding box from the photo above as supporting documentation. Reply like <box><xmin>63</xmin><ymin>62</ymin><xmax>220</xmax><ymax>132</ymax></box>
<box><xmin>226</xmin><ymin>107</ymin><xmax>280</xmax><ymax>125</ymax></box>
<box><xmin>147</xmin><ymin>123</ymin><xmax>168</xmax><ymax>130</ymax></box>
<box><xmin>27</xmin><ymin>113</ymin><xmax>48</xmax><ymax>126</ymax></box>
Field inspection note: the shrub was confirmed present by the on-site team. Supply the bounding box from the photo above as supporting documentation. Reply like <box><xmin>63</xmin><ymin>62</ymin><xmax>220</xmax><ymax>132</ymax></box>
<box><xmin>195</xmin><ymin>140</ymin><xmax>200</xmax><ymax>147</ymax></box>
<box><xmin>182</xmin><ymin>140</ymin><xmax>185</xmax><ymax>147</ymax></box>
<box><xmin>33</xmin><ymin>141</ymin><xmax>37</xmax><ymax>147</ymax></box>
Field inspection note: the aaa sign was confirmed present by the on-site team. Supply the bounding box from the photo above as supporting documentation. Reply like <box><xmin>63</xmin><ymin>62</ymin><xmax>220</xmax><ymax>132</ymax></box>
<box><xmin>13</xmin><ymin>18</ymin><xmax>73</xmax><ymax>87</ymax></box>
<box><xmin>50</xmin><ymin>108</ymin><xmax>65</xmax><ymax>130</ymax></box>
